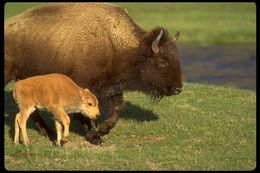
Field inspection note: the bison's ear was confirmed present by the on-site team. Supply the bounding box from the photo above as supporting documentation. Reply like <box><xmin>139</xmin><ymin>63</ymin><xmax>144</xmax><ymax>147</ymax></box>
<box><xmin>173</xmin><ymin>31</ymin><xmax>180</xmax><ymax>42</ymax></box>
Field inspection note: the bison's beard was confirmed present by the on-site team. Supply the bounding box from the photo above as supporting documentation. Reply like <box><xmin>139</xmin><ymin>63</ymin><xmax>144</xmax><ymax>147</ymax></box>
<box><xmin>138</xmin><ymin>81</ymin><xmax>165</xmax><ymax>103</ymax></box>
<box><xmin>145</xmin><ymin>86</ymin><xmax>165</xmax><ymax>103</ymax></box>
<box><xmin>101</xmin><ymin>79</ymin><xmax>166</xmax><ymax>102</ymax></box>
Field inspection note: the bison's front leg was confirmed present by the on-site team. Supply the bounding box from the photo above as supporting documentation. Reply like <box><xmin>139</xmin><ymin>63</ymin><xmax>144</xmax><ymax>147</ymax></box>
<box><xmin>98</xmin><ymin>93</ymin><xmax>124</xmax><ymax>136</ymax></box>
<box><xmin>86</xmin><ymin>93</ymin><xmax>124</xmax><ymax>144</ymax></box>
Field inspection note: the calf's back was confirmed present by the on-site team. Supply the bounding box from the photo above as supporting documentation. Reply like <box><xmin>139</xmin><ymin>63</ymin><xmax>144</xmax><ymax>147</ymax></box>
<box><xmin>13</xmin><ymin>73</ymin><xmax>82</xmax><ymax>108</ymax></box>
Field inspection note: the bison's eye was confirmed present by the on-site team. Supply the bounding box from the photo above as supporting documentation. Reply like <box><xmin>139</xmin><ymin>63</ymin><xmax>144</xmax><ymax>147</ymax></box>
<box><xmin>88</xmin><ymin>103</ymin><xmax>93</xmax><ymax>106</ymax></box>
<box><xmin>157</xmin><ymin>57</ymin><xmax>169</xmax><ymax>68</ymax></box>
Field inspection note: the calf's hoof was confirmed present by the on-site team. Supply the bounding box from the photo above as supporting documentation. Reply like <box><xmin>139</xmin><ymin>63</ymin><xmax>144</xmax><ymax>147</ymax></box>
<box><xmin>55</xmin><ymin>142</ymin><xmax>61</xmax><ymax>146</ymax></box>
<box><xmin>60</xmin><ymin>140</ymin><xmax>67</xmax><ymax>146</ymax></box>
<box><xmin>61</xmin><ymin>137</ymin><xmax>69</xmax><ymax>145</ymax></box>
<box><xmin>23</xmin><ymin>139</ymin><xmax>30</xmax><ymax>145</ymax></box>
<box><xmin>55</xmin><ymin>140</ymin><xmax>67</xmax><ymax>147</ymax></box>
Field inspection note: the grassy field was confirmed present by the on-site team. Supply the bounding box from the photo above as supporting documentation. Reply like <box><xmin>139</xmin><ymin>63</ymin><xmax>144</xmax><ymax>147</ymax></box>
<box><xmin>4</xmin><ymin>2</ymin><xmax>256</xmax><ymax>45</ymax></box>
<box><xmin>4</xmin><ymin>81</ymin><xmax>256</xmax><ymax>170</ymax></box>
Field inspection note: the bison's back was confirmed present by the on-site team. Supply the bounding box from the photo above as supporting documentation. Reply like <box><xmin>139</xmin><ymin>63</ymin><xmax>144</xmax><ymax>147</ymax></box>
<box><xmin>5</xmin><ymin>3</ymin><xmax>142</xmax><ymax>81</ymax></box>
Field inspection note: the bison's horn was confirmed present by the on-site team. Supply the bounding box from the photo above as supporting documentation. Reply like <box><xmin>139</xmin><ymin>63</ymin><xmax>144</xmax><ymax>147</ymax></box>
<box><xmin>152</xmin><ymin>29</ymin><xmax>163</xmax><ymax>54</ymax></box>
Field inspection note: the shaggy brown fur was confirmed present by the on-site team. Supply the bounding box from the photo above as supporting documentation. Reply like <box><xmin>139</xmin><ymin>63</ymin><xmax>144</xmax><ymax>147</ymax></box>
<box><xmin>13</xmin><ymin>73</ymin><xmax>100</xmax><ymax>146</ymax></box>
<box><xmin>5</xmin><ymin>3</ymin><xmax>182</xmax><ymax>144</ymax></box>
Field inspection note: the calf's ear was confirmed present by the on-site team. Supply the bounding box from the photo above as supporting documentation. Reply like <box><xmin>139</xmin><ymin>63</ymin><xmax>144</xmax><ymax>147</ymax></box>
<box><xmin>79</xmin><ymin>89</ymin><xmax>85</xmax><ymax>100</ymax></box>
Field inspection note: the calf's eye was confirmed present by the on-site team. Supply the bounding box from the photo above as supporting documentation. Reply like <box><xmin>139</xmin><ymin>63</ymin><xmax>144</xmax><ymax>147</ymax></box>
<box><xmin>88</xmin><ymin>103</ymin><xmax>93</xmax><ymax>106</ymax></box>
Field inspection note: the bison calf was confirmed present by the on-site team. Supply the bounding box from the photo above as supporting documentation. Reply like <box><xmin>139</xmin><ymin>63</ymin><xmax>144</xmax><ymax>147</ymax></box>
<box><xmin>13</xmin><ymin>73</ymin><xmax>100</xmax><ymax>146</ymax></box>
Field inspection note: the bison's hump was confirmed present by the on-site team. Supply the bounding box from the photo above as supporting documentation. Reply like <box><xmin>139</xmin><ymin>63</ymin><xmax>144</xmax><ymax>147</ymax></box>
<box><xmin>5</xmin><ymin>3</ymin><xmax>142</xmax><ymax>48</ymax></box>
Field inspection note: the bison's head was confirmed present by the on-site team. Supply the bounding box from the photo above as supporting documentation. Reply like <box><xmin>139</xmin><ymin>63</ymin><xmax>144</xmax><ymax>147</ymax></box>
<box><xmin>140</xmin><ymin>27</ymin><xmax>182</xmax><ymax>100</ymax></box>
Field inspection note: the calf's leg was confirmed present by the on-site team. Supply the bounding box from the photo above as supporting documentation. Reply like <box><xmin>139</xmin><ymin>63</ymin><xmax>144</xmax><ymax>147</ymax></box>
<box><xmin>14</xmin><ymin>112</ymin><xmax>21</xmax><ymax>145</ymax></box>
<box><xmin>55</xmin><ymin>120</ymin><xmax>63</xmax><ymax>146</ymax></box>
<box><xmin>18</xmin><ymin>107</ymin><xmax>35</xmax><ymax>145</ymax></box>
<box><xmin>52</xmin><ymin>108</ymin><xmax>70</xmax><ymax>145</ymax></box>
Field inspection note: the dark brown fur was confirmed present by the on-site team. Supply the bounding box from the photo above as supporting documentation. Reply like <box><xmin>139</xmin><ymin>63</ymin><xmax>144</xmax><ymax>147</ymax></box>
<box><xmin>5</xmin><ymin>3</ymin><xmax>182</xmax><ymax>144</ymax></box>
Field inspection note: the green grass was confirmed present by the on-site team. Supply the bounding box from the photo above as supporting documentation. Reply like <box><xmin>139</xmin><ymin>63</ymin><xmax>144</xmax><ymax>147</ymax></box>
<box><xmin>4</xmin><ymin>81</ymin><xmax>256</xmax><ymax>170</ymax></box>
<box><xmin>4</xmin><ymin>2</ymin><xmax>256</xmax><ymax>45</ymax></box>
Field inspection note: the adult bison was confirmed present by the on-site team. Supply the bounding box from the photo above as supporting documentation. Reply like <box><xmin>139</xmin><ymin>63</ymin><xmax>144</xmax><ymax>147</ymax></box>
<box><xmin>4</xmin><ymin>3</ymin><xmax>183</xmax><ymax>145</ymax></box>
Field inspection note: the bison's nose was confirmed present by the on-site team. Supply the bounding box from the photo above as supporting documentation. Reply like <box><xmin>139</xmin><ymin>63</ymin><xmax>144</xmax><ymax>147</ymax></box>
<box><xmin>171</xmin><ymin>83</ymin><xmax>183</xmax><ymax>95</ymax></box>
<box><xmin>166</xmin><ymin>84</ymin><xmax>183</xmax><ymax>96</ymax></box>
<box><xmin>173</xmin><ymin>86</ymin><xmax>182</xmax><ymax>95</ymax></box>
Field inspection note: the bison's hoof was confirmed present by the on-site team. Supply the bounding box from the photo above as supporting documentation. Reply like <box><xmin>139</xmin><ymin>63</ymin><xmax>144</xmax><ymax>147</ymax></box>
<box><xmin>90</xmin><ymin>137</ymin><xmax>103</xmax><ymax>145</ymax></box>
<box><xmin>97</xmin><ymin>122</ymin><xmax>111</xmax><ymax>136</ymax></box>
<box><xmin>86</xmin><ymin>129</ymin><xmax>103</xmax><ymax>145</ymax></box>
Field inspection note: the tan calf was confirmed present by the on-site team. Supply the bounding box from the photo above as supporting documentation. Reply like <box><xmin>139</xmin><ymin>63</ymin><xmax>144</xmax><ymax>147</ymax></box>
<box><xmin>13</xmin><ymin>73</ymin><xmax>100</xmax><ymax>146</ymax></box>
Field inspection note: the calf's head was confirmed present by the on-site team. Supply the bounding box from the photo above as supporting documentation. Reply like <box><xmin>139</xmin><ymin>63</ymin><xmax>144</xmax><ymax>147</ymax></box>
<box><xmin>140</xmin><ymin>27</ymin><xmax>183</xmax><ymax>100</ymax></box>
<box><xmin>79</xmin><ymin>88</ymin><xmax>100</xmax><ymax>119</ymax></box>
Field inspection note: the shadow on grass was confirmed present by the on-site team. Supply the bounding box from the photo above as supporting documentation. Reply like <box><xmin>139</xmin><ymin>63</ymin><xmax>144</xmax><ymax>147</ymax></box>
<box><xmin>4</xmin><ymin>90</ymin><xmax>51</xmax><ymax>141</ymax></box>
<box><xmin>4</xmin><ymin>91</ymin><xmax>158</xmax><ymax>143</ymax></box>
<box><xmin>4</xmin><ymin>90</ymin><xmax>18</xmax><ymax>141</ymax></box>
<box><xmin>121</xmin><ymin>101</ymin><xmax>158</xmax><ymax>121</ymax></box>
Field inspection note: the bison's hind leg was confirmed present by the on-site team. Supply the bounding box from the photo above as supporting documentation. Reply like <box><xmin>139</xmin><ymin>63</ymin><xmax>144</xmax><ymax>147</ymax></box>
<box><xmin>4</xmin><ymin>56</ymin><xmax>17</xmax><ymax>85</ymax></box>
<box><xmin>30</xmin><ymin>109</ymin><xmax>55</xmax><ymax>138</ymax></box>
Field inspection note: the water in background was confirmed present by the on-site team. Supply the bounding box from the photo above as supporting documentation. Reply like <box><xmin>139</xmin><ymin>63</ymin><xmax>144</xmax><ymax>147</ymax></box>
<box><xmin>181</xmin><ymin>45</ymin><xmax>256</xmax><ymax>90</ymax></box>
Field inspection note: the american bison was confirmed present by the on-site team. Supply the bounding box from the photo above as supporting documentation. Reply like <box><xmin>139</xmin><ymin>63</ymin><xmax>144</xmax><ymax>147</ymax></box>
<box><xmin>13</xmin><ymin>73</ymin><xmax>100</xmax><ymax>146</ymax></box>
<box><xmin>5</xmin><ymin>3</ymin><xmax>183</xmax><ymax>144</ymax></box>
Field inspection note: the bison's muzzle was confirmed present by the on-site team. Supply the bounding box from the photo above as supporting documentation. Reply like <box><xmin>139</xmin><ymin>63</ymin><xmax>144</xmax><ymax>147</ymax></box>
<box><xmin>166</xmin><ymin>83</ymin><xmax>183</xmax><ymax>96</ymax></box>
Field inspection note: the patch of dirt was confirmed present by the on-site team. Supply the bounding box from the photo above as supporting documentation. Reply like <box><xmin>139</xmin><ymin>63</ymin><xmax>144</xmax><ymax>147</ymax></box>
<box><xmin>63</xmin><ymin>138</ymin><xmax>117</xmax><ymax>152</ymax></box>
<box><xmin>5</xmin><ymin>155</ymin><xmax>25</xmax><ymax>166</ymax></box>
<box><xmin>129</xmin><ymin>135</ymin><xmax>166</xmax><ymax>144</ymax></box>
<box><xmin>88</xmin><ymin>143</ymin><xmax>117</xmax><ymax>152</ymax></box>
<box><xmin>175</xmin><ymin>103</ymin><xmax>199</xmax><ymax>111</ymax></box>
<box><xmin>146</xmin><ymin>161</ymin><xmax>168</xmax><ymax>170</ymax></box>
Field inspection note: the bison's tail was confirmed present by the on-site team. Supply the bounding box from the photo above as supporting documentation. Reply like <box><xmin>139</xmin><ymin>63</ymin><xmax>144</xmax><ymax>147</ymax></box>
<box><xmin>4</xmin><ymin>56</ymin><xmax>20</xmax><ymax>85</ymax></box>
